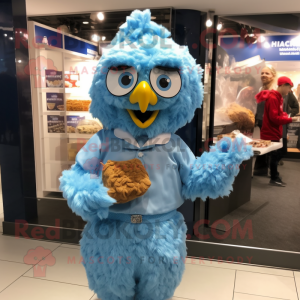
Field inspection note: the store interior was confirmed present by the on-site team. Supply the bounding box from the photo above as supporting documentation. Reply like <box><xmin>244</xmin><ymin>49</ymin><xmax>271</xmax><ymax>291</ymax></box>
<box><xmin>196</xmin><ymin>15</ymin><xmax>300</xmax><ymax>252</ymax></box>
<box><xmin>14</xmin><ymin>11</ymin><xmax>300</xmax><ymax>251</ymax></box>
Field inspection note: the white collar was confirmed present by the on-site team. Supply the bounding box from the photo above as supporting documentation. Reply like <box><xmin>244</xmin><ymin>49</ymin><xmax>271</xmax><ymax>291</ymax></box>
<box><xmin>114</xmin><ymin>128</ymin><xmax>171</xmax><ymax>148</ymax></box>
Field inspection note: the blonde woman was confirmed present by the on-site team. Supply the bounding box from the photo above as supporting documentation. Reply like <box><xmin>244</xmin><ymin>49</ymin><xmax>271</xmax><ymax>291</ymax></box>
<box><xmin>254</xmin><ymin>65</ymin><xmax>277</xmax><ymax>176</ymax></box>
<box><xmin>256</xmin><ymin>65</ymin><xmax>277</xmax><ymax>128</ymax></box>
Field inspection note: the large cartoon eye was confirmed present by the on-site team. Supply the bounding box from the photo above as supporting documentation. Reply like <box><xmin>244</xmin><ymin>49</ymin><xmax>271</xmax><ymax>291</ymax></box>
<box><xmin>149</xmin><ymin>67</ymin><xmax>181</xmax><ymax>98</ymax></box>
<box><xmin>106</xmin><ymin>66</ymin><xmax>138</xmax><ymax>96</ymax></box>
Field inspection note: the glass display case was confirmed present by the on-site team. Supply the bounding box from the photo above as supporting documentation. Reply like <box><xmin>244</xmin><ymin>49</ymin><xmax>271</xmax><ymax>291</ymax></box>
<box><xmin>27</xmin><ymin>21</ymin><xmax>101</xmax><ymax>198</ymax></box>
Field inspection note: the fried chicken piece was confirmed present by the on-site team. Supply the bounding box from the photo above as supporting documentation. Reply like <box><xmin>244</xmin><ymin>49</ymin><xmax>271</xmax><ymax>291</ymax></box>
<box><xmin>248</xmin><ymin>140</ymin><xmax>271</xmax><ymax>148</ymax></box>
<box><xmin>216</xmin><ymin>103</ymin><xmax>255</xmax><ymax>130</ymax></box>
<box><xmin>226</xmin><ymin>103</ymin><xmax>255</xmax><ymax>130</ymax></box>
<box><xmin>101</xmin><ymin>158</ymin><xmax>151</xmax><ymax>204</ymax></box>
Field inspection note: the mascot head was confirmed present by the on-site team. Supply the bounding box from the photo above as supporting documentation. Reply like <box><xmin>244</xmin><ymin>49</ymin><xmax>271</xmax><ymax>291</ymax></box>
<box><xmin>89</xmin><ymin>9</ymin><xmax>203</xmax><ymax>138</ymax></box>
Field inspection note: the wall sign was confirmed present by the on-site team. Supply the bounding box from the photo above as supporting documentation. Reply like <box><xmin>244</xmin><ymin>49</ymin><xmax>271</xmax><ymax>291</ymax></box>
<box><xmin>64</xmin><ymin>35</ymin><xmax>98</xmax><ymax>56</ymax></box>
<box><xmin>34</xmin><ymin>25</ymin><xmax>62</xmax><ymax>48</ymax></box>
<box><xmin>221</xmin><ymin>35</ymin><xmax>300</xmax><ymax>62</ymax></box>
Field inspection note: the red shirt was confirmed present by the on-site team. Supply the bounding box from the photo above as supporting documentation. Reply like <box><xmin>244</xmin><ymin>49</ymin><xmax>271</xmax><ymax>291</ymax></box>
<box><xmin>255</xmin><ymin>90</ymin><xmax>292</xmax><ymax>141</ymax></box>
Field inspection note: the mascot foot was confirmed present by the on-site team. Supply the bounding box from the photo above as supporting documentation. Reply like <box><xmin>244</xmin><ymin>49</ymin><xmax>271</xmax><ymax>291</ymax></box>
<box><xmin>95</xmin><ymin>291</ymin><xmax>134</xmax><ymax>300</ymax></box>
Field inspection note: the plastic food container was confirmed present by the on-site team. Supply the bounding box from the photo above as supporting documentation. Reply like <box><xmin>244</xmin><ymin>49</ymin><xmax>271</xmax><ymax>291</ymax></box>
<box><xmin>66</xmin><ymin>96</ymin><xmax>92</xmax><ymax>111</ymax></box>
<box><xmin>76</xmin><ymin>119</ymin><xmax>103</xmax><ymax>134</ymax></box>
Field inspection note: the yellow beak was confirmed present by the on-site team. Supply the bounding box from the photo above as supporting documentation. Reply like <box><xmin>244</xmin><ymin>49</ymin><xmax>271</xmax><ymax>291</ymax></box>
<box><xmin>129</xmin><ymin>81</ymin><xmax>157</xmax><ymax>112</ymax></box>
<box><xmin>127</xmin><ymin>81</ymin><xmax>159</xmax><ymax>129</ymax></box>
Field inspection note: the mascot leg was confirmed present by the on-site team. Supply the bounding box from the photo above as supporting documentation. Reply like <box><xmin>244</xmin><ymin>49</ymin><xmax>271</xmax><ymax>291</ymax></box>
<box><xmin>80</xmin><ymin>219</ymin><xmax>136</xmax><ymax>300</ymax></box>
<box><xmin>135</xmin><ymin>256</ymin><xmax>185</xmax><ymax>300</ymax></box>
<box><xmin>135</xmin><ymin>212</ymin><xmax>187</xmax><ymax>300</ymax></box>
<box><xmin>80</xmin><ymin>212</ymin><xmax>187</xmax><ymax>300</ymax></box>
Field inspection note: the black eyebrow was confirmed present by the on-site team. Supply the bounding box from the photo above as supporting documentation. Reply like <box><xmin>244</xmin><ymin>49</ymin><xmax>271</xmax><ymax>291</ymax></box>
<box><xmin>155</xmin><ymin>66</ymin><xmax>179</xmax><ymax>72</ymax></box>
<box><xmin>109</xmin><ymin>65</ymin><xmax>132</xmax><ymax>71</ymax></box>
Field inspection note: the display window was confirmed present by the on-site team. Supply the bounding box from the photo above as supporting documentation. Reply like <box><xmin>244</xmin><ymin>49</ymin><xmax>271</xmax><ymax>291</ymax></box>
<box><xmin>196</xmin><ymin>14</ymin><xmax>300</xmax><ymax>257</ymax></box>
<box><xmin>27</xmin><ymin>21</ymin><xmax>100</xmax><ymax>198</ymax></box>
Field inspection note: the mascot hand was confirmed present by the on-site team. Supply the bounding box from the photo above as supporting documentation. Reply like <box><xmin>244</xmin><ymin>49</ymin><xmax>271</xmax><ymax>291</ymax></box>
<box><xmin>182</xmin><ymin>137</ymin><xmax>253</xmax><ymax>201</ymax></box>
<box><xmin>59</xmin><ymin>163</ymin><xmax>116</xmax><ymax>221</ymax></box>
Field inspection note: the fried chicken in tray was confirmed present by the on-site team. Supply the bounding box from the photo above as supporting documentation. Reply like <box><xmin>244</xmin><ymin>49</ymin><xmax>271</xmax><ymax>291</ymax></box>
<box><xmin>247</xmin><ymin>140</ymin><xmax>272</xmax><ymax>148</ymax></box>
<box><xmin>217</xmin><ymin>132</ymin><xmax>237</xmax><ymax>141</ymax></box>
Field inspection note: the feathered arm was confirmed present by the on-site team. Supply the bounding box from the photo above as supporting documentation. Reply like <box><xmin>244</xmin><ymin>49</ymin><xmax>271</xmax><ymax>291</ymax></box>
<box><xmin>178</xmin><ymin>137</ymin><xmax>253</xmax><ymax>201</ymax></box>
<box><xmin>59</xmin><ymin>131</ymin><xmax>116</xmax><ymax>221</ymax></box>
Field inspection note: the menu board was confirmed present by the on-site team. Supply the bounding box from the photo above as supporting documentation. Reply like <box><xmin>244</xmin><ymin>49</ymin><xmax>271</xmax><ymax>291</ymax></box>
<box><xmin>47</xmin><ymin>115</ymin><xmax>65</xmax><ymax>133</ymax></box>
<box><xmin>45</xmin><ymin>70</ymin><xmax>63</xmax><ymax>87</ymax></box>
<box><xmin>67</xmin><ymin>116</ymin><xmax>85</xmax><ymax>133</ymax></box>
<box><xmin>46</xmin><ymin>93</ymin><xmax>64</xmax><ymax>111</ymax></box>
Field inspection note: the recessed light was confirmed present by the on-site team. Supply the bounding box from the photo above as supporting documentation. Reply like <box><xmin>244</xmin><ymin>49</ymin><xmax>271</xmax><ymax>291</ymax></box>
<box><xmin>83</xmin><ymin>21</ymin><xmax>89</xmax><ymax>24</ymax></box>
<box><xmin>92</xmin><ymin>34</ymin><xmax>100</xmax><ymax>42</ymax></box>
<box><xmin>206</xmin><ymin>19</ymin><xmax>213</xmax><ymax>27</ymax></box>
<box><xmin>97</xmin><ymin>12</ymin><xmax>104</xmax><ymax>21</ymax></box>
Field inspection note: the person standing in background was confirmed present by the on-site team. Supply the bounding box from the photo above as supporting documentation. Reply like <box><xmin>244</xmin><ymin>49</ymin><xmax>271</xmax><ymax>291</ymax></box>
<box><xmin>293</xmin><ymin>84</ymin><xmax>300</xmax><ymax>104</ymax></box>
<box><xmin>256</xmin><ymin>65</ymin><xmax>278</xmax><ymax>127</ymax></box>
<box><xmin>254</xmin><ymin>65</ymin><xmax>277</xmax><ymax>175</ymax></box>
<box><xmin>255</xmin><ymin>76</ymin><xmax>298</xmax><ymax>187</ymax></box>
<box><xmin>236</xmin><ymin>75</ymin><xmax>257</xmax><ymax>114</ymax></box>
<box><xmin>280</xmin><ymin>90</ymin><xmax>300</xmax><ymax>165</ymax></box>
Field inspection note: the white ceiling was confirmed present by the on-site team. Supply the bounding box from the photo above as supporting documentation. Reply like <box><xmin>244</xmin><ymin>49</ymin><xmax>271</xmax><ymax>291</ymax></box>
<box><xmin>25</xmin><ymin>0</ymin><xmax>299</xmax><ymax>17</ymax></box>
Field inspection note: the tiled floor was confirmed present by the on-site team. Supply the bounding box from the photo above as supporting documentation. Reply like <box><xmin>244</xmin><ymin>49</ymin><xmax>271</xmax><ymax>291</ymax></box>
<box><xmin>0</xmin><ymin>233</ymin><xmax>299</xmax><ymax>300</ymax></box>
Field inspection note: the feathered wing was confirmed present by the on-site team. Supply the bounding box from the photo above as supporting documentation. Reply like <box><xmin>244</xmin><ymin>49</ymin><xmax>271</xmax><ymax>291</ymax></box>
<box><xmin>59</xmin><ymin>131</ymin><xmax>116</xmax><ymax>221</ymax></box>
<box><xmin>178</xmin><ymin>137</ymin><xmax>253</xmax><ymax>201</ymax></box>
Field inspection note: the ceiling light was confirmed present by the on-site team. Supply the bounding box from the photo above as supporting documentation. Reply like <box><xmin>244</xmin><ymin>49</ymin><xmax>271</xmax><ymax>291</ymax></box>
<box><xmin>206</xmin><ymin>10</ymin><xmax>215</xmax><ymax>28</ymax></box>
<box><xmin>9</xmin><ymin>37</ymin><xmax>13</xmax><ymax>40</ymax></box>
<box><xmin>206</xmin><ymin>19</ymin><xmax>213</xmax><ymax>27</ymax></box>
<box><xmin>92</xmin><ymin>34</ymin><xmax>100</xmax><ymax>42</ymax></box>
<box><xmin>83</xmin><ymin>21</ymin><xmax>89</xmax><ymax>24</ymax></box>
<box><xmin>151</xmin><ymin>16</ymin><xmax>156</xmax><ymax>20</ymax></box>
<box><xmin>4</xmin><ymin>34</ymin><xmax>7</xmax><ymax>37</ymax></box>
<box><xmin>20</xmin><ymin>31</ymin><xmax>22</xmax><ymax>33</ymax></box>
<box><xmin>217</xmin><ymin>23</ymin><xmax>222</xmax><ymax>30</ymax></box>
<box><xmin>18</xmin><ymin>60</ymin><xmax>22</xmax><ymax>63</ymax></box>
<box><xmin>97</xmin><ymin>12</ymin><xmax>104</xmax><ymax>21</ymax></box>
<box><xmin>101</xmin><ymin>36</ymin><xmax>106</xmax><ymax>41</ymax></box>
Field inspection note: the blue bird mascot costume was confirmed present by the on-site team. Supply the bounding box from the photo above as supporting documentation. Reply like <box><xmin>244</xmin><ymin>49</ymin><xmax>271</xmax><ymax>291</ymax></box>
<box><xmin>60</xmin><ymin>9</ymin><xmax>252</xmax><ymax>300</ymax></box>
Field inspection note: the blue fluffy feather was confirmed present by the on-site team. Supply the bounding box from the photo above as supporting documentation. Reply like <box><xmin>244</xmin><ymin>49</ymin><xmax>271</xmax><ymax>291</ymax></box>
<box><xmin>89</xmin><ymin>9</ymin><xmax>203</xmax><ymax>139</ymax></box>
<box><xmin>60</xmin><ymin>164</ymin><xmax>116</xmax><ymax>221</ymax></box>
<box><xmin>182</xmin><ymin>138</ymin><xmax>253</xmax><ymax>201</ymax></box>
<box><xmin>81</xmin><ymin>211</ymin><xmax>187</xmax><ymax>300</ymax></box>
